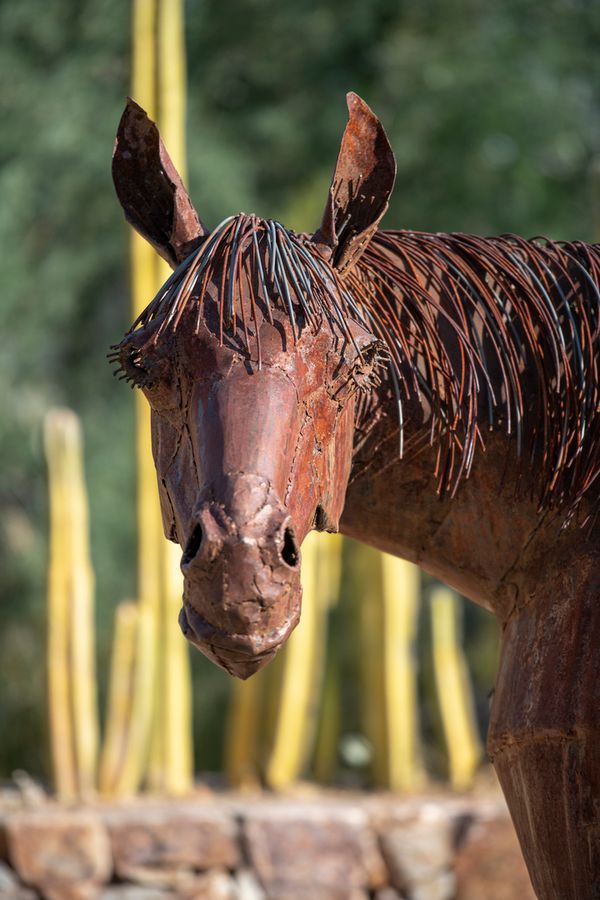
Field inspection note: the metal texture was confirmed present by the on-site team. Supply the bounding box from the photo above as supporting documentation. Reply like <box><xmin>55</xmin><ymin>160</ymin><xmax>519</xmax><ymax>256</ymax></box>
<box><xmin>312</xmin><ymin>92</ymin><xmax>397</xmax><ymax>273</ymax></box>
<box><xmin>113</xmin><ymin>98</ymin><xmax>208</xmax><ymax>266</ymax></box>
<box><xmin>112</xmin><ymin>93</ymin><xmax>600</xmax><ymax>898</ymax></box>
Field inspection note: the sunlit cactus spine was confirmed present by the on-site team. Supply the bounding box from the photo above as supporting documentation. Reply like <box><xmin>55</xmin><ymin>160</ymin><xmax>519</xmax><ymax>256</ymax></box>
<box><xmin>44</xmin><ymin>408</ymin><xmax>99</xmax><ymax>801</ymax></box>
<box><xmin>430</xmin><ymin>586</ymin><xmax>482</xmax><ymax>789</ymax></box>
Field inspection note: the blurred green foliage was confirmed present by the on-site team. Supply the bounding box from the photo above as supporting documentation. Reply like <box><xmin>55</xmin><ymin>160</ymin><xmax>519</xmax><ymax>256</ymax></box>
<box><xmin>0</xmin><ymin>0</ymin><xmax>598</xmax><ymax>780</ymax></box>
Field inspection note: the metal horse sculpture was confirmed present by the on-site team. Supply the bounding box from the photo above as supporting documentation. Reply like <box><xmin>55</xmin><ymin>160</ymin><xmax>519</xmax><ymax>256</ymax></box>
<box><xmin>111</xmin><ymin>94</ymin><xmax>600</xmax><ymax>899</ymax></box>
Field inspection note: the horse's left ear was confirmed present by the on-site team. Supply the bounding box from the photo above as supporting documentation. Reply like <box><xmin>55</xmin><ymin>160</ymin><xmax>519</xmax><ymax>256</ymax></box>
<box><xmin>112</xmin><ymin>98</ymin><xmax>210</xmax><ymax>268</ymax></box>
<box><xmin>313</xmin><ymin>93</ymin><xmax>396</xmax><ymax>274</ymax></box>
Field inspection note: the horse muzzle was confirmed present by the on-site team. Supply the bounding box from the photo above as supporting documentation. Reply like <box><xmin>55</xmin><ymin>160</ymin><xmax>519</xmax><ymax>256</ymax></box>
<box><xmin>178</xmin><ymin>474</ymin><xmax>302</xmax><ymax>678</ymax></box>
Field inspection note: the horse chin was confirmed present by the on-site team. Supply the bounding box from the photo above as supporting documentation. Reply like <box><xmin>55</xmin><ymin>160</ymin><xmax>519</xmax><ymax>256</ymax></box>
<box><xmin>178</xmin><ymin>594</ymin><xmax>301</xmax><ymax>679</ymax></box>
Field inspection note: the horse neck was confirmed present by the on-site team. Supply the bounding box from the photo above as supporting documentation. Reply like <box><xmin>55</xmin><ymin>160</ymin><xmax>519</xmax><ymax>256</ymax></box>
<box><xmin>340</xmin><ymin>255</ymin><xmax>600</xmax><ymax>617</ymax></box>
<box><xmin>343</xmin><ymin>385</ymin><xmax>599</xmax><ymax>616</ymax></box>
<box><xmin>345</xmin><ymin>233</ymin><xmax>600</xmax><ymax>899</ymax></box>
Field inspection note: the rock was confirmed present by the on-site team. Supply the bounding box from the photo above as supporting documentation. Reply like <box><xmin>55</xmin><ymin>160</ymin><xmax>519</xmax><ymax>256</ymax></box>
<box><xmin>0</xmin><ymin>860</ymin><xmax>37</xmax><ymax>898</ymax></box>
<box><xmin>258</xmin><ymin>890</ymin><xmax>368</xmax><ymax>900</ymax></box>
<box><xmin>374</xmin><ymin>890</ymin><xmax>402</xmax><ymax>900</ymax></box>
<box><xmin>4</xmin><ymin>808</ymin><xmax>112</xmax><ymax>900</ymax></box>
<box><xmin>234</xmin><ymin>869</ymin><xmax>266</xmax><ymax>900</ymax></box>
<box><xmin>99</xmin><ymin>870</ymin><xmax>236</xmax><ymax>900</ymax></box>
<box><xmin>379</xmin><ymin>807</ymin><xmax>455</xmax><ymax>900</ymax></box>
<box><xmin>454</xmin><ymin>814</ymin><xmax>536</xmax><ymax>899</ymax></box>
<box><xmin>104</xmin><ymin>805</ymin><xmax>239</xmax><ymax>882</ymax></box>
<box><xmin>174</xmin><ymin>869</ymin><xmax>236</xmax><ymax>899</ymax></box>
<box><xmin>411</xmin><ymin>871</ymin><xmax>456</xmax><ymax>900</ymax></box>
<box><xmin>243</xmin><ymin>801</ymin><xmax>386</xmax><ymax>898</ymax></box>
<box><xmin>11</xmin><ymin>770</ymin><xmax>49</xmax><ymax>808</ymax></box>
<box><xmin>98</xmin><ymin>888</ymin><xmax>174</xmax><ymax>900</ymax></box>
<box><xmin>0</xmin><ymin>861</ymin><xmax>20</xmax><ymax>890</ymax></box>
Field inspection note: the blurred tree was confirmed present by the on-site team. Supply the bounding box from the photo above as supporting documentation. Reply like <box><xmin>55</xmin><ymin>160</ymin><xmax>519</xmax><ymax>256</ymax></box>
<box><xmin>0</xmin><ymin>0</ymin><xmax>598</xmax><ymax>778</ymax></box>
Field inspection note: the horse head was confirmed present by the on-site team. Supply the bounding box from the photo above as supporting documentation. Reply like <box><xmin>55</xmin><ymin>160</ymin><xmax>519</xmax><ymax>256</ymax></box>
<box><xmin>111</xmin><ymin>93</ymin><xmax>396</xmax><ymax>677</ymax></box>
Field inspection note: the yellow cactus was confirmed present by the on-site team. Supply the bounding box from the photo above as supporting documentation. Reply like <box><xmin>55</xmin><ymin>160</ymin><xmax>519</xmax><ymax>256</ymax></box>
<box><xmin>159</xmin><ymin>540</ymin><xmax>194</xmax><ymax>794</ymax></box>
<box><xmin>99</xmin><ymin>602</ymin><xmax>139</xmax><ymax>795</ymax></box>
<box><xmin>380</xmin><ymin>554</ymin><xmax>424</xmax><ymax>791</ymax></box>
<box><xmin>225</xmin><ymin>673</ymin><xmax>265</xmax><ymax>789</ymax></box>
<box><xmin>111</xmin><ymin>603</ymin><xmax>156</xmax><ymax>795</ymax></box>
<box><xmin>317</xmin><ymin>533</ymin><xmax>344</xmax><ymax>611</ymax></box>
<box><xmin>119</xmin><ymin>0</ymin><xmax>194</xmax><ymax>796</ymax></box>
<box><xmin>353</xmin><ymin>545</ymin><xmax>423</xmax><ymax>790</ymax></box>
<box><xmin>311</xmin><ymin>533</ymin><xmax>343</xmax><ymax>783</ymax></box>
<box><xmin>264</xmin><ymin>531</ymin><xmax>330</xmax><ymax>789</ymax></box>
<box><xmin>122</xmin><ymin>0</ymin><xmax>162</xmax><ymax>797</ymax></box>
<box><xmin>44</xmin><ymin>409</ymin><xmax>99</xmax><ymax>800</ymax></box>
<box><xmin>430</xmin><ymin>586</ymin><xmax>482</xmax><ymax>789</ymax></box>
<box><xmin>346</xmin><ymin>541</ymin><xmax>386</xmax><ymax>784</ymax></box>
<box><xmin>99</xmin><ymin>601</ymin><xmax>155</xmax><ymax>796</ymax></box>
<box><xmin>311</xmin><ymin>638</ymin><xmax>341</xmax><ymax>785</ymax></box>
<box><xmin>144</xmin><ymin>0</ymin><xmax>194</xmax><ymax>796</ymax></box>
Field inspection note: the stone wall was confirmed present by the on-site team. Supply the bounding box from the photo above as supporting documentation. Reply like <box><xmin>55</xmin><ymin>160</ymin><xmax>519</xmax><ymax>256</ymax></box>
<box><xmin>0</xmin><ymin>792</ymin><xmax>535</xmax><ymax>899</ymax></box>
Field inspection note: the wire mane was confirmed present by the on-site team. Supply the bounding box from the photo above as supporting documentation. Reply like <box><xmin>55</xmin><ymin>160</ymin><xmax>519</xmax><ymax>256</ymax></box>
<box><xmin>119</xmin><ymin>213</ymin><xmax>600</xmax><ymax>522</ymax></box>
<box><xmin>356</xmin><ymin>231</ymin><xmax>600</xmax><ymax>519</ymax></box>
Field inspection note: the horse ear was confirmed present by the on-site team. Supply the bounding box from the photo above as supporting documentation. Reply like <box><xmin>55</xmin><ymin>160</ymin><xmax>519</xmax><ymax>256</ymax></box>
<box><xmin>112</xmin><ymin>98</ymin><xmax>209</xmax><ymax>268</ymax></box>
<box><xmin>313</xmin><ymin>92</ymin><xmax>396</xmax><ymax>274</ymax></box>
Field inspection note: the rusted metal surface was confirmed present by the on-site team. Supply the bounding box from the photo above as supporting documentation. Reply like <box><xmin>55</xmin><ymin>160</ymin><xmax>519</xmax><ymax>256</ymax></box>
<box><xmin>113</xmin><ymin>98</ymin><xmax>208</xmax><ymax>266</ymax></box>
<box><xmin>312</xmin><ymin>91</ymin><xmax>396</xmax><ymax>273</ymax></box>
<box><xmin>112</xmin><ymin>93</ymin><xmax>600</xmax><ymax>898</ymax></box>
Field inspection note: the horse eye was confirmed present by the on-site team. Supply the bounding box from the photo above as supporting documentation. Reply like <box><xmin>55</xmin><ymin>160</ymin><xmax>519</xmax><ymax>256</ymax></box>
<box><xmin>126</xmin><ymin>350</ymin><xmax>151</xmax><ymax>385</ymax></box>
<box><xmin>349</xmin><ymin>342</ymin><xmax>387</xmax><ymax>393</ymax></box>
<box><xmin>109</xmin><ymin>345</ymin><xmax>154</xmax><ymax>389</ymax></box>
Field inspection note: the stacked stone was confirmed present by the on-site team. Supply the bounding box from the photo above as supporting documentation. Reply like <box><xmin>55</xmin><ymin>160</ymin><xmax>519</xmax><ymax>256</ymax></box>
<box><xmin>0</xmin><ymin>795</ymin><xmax>534</xmax><ymax>899</ymax></box>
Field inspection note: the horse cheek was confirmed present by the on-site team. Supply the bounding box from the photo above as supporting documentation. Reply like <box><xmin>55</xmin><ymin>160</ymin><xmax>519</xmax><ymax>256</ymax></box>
<box><xmin>319</xmin><ymin>399</ymin><xmax>356</xmax><ymax>532</ymax></box>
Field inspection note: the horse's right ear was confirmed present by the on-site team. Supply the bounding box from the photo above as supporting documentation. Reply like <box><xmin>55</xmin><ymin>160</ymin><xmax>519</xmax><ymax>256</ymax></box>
<box><xmin>112</xmin><ymin>98</ymin><xmax>209</xmax><ymax>268</ymax></box>
<box><xmin>312</xmin><ymin>93</ymin><xmax>396</xmax><ymax>274</ymax></box>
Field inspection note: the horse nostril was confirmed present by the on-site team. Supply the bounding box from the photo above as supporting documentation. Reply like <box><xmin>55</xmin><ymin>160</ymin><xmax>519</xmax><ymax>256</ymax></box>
<box><xmin>182</xmin><ymin>523</ymin><xmax>204</xmax><ymax>567</ymax></box>
<box><xmin>281</xmin><ymin>527</ymin><xmax>299</xmax><ymax>568</ymax></box>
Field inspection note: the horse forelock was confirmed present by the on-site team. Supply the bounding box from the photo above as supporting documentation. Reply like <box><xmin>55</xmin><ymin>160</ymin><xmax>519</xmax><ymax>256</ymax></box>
<box><xmin>125</xmin><ymin>213</ymin><xmax>370</xmax><ymax>364</ymax></box>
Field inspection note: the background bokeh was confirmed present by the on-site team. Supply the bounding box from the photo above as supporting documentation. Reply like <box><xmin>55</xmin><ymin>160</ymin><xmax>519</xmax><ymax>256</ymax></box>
<box><xmin>0</xmin><ymin>0</ymin><xmax>598</xmax><ymax>781</ymax></box>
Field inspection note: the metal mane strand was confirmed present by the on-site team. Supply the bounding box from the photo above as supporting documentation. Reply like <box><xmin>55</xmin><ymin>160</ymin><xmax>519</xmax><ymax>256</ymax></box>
<box><xmin>355</xmin><ymin>230</ymin><xmax>600</xmax><ymax>518</ymax></box>
<box><xmin>127</xmin><ymin>214</ymin><xmax>364</xmax><ymax>367</ymax></box>
<box><xmin>119</xmin><ymin>213</ymin><xmax>600</xmax><ymax>521</ymax></box>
